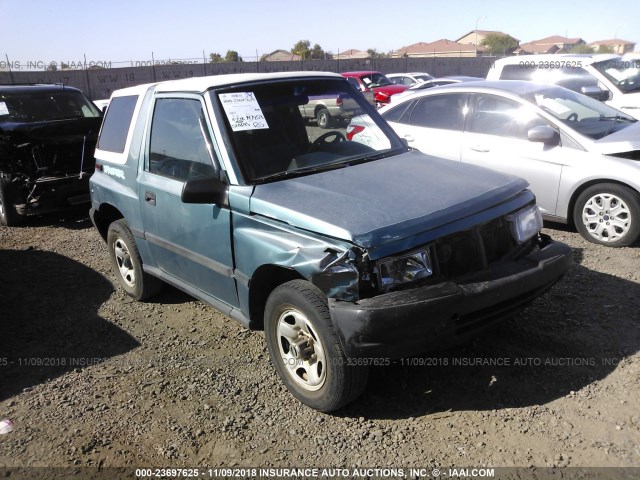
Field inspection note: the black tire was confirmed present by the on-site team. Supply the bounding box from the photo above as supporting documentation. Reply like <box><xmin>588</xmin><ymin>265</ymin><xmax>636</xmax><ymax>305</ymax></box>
<box><xmin>264</xmin><ymin>280</ymin><xmax>368</xmax><ymax>412</ymax></box>
<box><xmin>107</xmin><ymin>219</ymin><xmax>162</xmax><ymax>300</ymax></box>
<box><xmin>0</xmin><ymin>178</ymin><xmax>21</xmax><ymax>227</ymax></box>
<box><xmin>316</xmin><ymin>108</ymin><xmax>332</xmax><ymax>129</ymax></box>
<box><xmin>573</xmin><ymin>183</ymin><xmax>640</xmax><ymax>247</ymax></box>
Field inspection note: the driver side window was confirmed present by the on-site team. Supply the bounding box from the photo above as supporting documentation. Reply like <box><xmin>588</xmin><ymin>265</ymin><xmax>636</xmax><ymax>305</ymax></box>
<box><xmin>148</xmin><ymin>98</ymin><xmax>218</xmax><ymax>181</ymax></box>
<box><xmin>468</xmin><ymin>94</ymin><xmax>548</xmax><ymax>139</ymax></box>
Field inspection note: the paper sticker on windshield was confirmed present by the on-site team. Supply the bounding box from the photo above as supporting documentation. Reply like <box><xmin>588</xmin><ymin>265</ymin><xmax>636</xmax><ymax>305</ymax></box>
<box><xmin>0</xmin><ymin>102</ymin><xmax>9</xmax><ymax>115</ymax></box>
<box><xmin>536</xmin><ymin>96</ymin><xmax>571</xmax><ymax>116</ymax></box>
<box><xmin>219</xmin><ymin>92</ymin><xmax>269</xmax><ymax>131</ymax></box>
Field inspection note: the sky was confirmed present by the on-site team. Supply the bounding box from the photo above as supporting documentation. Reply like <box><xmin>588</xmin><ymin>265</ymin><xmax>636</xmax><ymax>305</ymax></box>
<box><xmin>1</xmin><ymin>0</ymin><xmax>639</xmax><ymax>68</ymax></box>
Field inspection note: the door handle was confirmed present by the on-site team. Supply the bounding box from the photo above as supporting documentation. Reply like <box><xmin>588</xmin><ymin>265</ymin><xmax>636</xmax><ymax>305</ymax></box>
<box><xmin>470</xmin><ymin>145</ymin><xmax>490</xmax><ymax>152</ymax></box>
<box><xmin>144</xmin><ymin>191</ymin><xmax>156</xmax><ymax>206</ymax></box>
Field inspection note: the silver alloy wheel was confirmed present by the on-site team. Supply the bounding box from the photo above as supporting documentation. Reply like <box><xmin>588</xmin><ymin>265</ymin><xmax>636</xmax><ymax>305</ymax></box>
<box><xmin>581</xmin><ymin>192</ymin><xmax>631</xmax><ymax>242</ymax></box>
<box><xmin>113</xmin><ymin>237</ymin><xmax>136</xmax><ymax>287</ymax></box>
<box><xmin>276</xmin><ymin>308</ymin><xmax>327</xmax><ymax>391</ymax></box>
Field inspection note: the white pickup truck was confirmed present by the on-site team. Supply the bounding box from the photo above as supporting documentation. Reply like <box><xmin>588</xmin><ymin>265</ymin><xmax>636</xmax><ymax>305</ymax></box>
<box><xmin>298</xmin><ymin>91</ymin><xmax>373</xmax><ymax>128</ymax></box>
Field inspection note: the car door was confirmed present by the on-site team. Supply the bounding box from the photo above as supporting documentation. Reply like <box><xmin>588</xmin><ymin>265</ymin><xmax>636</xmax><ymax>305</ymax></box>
<box><xmin>460</xmin><ymin>93</ymin><xmax>563</xmax><ymax>216</ymax></box>
<box><xmin>396</xmin><ymin>75</ymin><xmax>414</xmax><ymax>86</ymax></box>
<box><xmin>383</xmin><ymin>93</ymin><xmax>468</xmax><ymax>161</ymax></box>
<box><xmin>137</xmin><ymin>94</ymin><xmax>238</xmax><ymax>307</ymax></box>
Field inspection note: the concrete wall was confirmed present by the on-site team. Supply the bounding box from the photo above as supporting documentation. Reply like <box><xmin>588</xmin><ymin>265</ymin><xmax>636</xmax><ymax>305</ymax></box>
<box><xmin>0</xmin><ymin>57</ymin><xmax>499</xmax><ymax>100</ymax></box>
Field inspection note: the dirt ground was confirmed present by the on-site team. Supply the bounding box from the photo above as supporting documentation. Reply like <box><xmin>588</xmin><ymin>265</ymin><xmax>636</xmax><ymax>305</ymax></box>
<box><xmin>0</xmin><ymin>210</ymin><xmax>639</xmax><ymax>477</ymax></box>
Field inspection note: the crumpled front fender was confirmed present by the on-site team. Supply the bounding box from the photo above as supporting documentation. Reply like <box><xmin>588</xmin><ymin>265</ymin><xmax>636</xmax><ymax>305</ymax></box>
<box><xmin>233</xmin><ymin>214</ymin><xmax>364</xmax><ymax>305</ymax></box>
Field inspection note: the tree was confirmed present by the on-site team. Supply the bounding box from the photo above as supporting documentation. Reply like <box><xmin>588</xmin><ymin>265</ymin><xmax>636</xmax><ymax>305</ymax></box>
<box><xmin>596</xmin><ymin>44</ymin><xmax>612</xmax><ymax>54</ymax></box>
<box><xmin>224</xmin><ymin>50</ymin><xmax>242</xmax><ymax>62</ymax></box>
<box><xmin>209</xmin><ymin>52</ymin><xmax>223</xmax><ymax>63</ymax></box>
<box><xmin>570</xmin><ymin>44</ymin><xmax>595</xmax><ymax>54</ymax></box>
<box><xmin>366</xmin><ymin>48</ymin><xmax>386</xmax><ymax>59</ymax></box>
<box><xmin>480</xmin><ymin>33</ymin><xmax>519</xmax><ymax>55</ymax></box>
<box><xmin>310</xmin><ymin>43</ymin><xmax>326</xmax><ymax>59</ymax></box>
<box><xmin>291</xmin><ymin>40</ymin><xmax>312</xmax><ymax>59</ymax></box>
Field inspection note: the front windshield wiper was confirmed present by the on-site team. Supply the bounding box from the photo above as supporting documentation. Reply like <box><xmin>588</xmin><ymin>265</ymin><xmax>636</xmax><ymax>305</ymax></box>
<box><xmin>347</xmin><ymin>151</ymin><xmax>396</xmax><ymax>165</ymax></box>
<box><xmin>252</xmin><ymin>148</ymin><xmax>406</xmax><ymax>184</ymax></box>
<box><xmin>600</xmin><ymin>114</ymin><xmax>635</xmax><ymax>136</ymax></box>
<box><xmin>252</xmin><ymin>161</ymin><xmax>348</xmax><ymax>184</ymax></box>
<box><xmin>599</xmin><ymin>114</ymin><xmax>634</xmax><ymax>122</ymax></box>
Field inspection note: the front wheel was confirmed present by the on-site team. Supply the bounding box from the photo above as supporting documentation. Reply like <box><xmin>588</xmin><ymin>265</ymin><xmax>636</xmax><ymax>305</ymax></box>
<box><xmin>0</xmin><ymin>178</ymin><xmax>21</xmax><ymax>227</ymax></box>
<box><xmin>107</xmin><ymin>219</ymin><xmax>163</xmax><ymax>300</ymax></box>
<box><xmin>573</xmin><ymin>183</ymin><xmax>640</xmax><ymax>247</ymax></box>
<box><xmin>264</xmin><ymin>280</ymin><xmax>368</xmax><ymax>412</ymax></box>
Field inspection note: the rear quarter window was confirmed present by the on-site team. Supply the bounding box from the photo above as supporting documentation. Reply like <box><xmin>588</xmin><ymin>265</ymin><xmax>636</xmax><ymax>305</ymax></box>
<box><xmin>500</xmin><ymin>64</ymin><xmax>535</xmax><ymax>81</ymax></box>
<box><xmin>97</xmin><ymin>95</ymin><xmax>138</xmax><ymax>153</ymax></box>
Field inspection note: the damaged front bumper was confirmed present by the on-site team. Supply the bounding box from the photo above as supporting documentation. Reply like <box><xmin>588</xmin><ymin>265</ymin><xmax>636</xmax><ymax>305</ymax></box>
<box><xmin>329</xmin><ymin>236</ymin><xmax>573</xmax><ymax>359</ymax></box>
<box><xmin>12</xmin><ymin>173</ymin><xmax>92</xmax><ymax>216</ymax></box>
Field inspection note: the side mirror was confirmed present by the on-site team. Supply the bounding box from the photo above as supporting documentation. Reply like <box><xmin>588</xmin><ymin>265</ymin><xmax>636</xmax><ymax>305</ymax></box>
<box><xmin>181</xmin><ymin>176</ymin><xmax>228</xmax><ymax>207</ymax></box>
<box><xmin>581</xmin><ymin>86</ymin><xmax>611</xmax><ymax>101</ymax></box>
<box><xmin>528</xmin><ymin>125</ymin><xmax>560</xmax><ymax>146</ymax></box>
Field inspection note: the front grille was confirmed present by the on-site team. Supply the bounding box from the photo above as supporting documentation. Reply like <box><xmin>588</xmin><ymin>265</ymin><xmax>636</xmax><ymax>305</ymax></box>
<box><xmin>434</xmin><ymin>230</ymin><xmax>483</xmax><ymax>278</ymax></box>
<box><xmin>371</xmin><ymin>210</ymin><xmax>537</xmax><ymax>295</ymax></box>
<box><xmin>480</xmin><ymin>216</ymin><xmax>514</xmax><ymax>264</ymax></box>
<box><xmin>433</xmin><ymin>215</ymin><xmax>519</xmax><ymax>280</ymax></box>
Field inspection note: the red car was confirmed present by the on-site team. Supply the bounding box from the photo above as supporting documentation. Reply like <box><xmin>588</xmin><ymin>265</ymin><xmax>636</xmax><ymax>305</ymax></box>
<box><xmin>341</xmin><ymin>71</ymin><xmax>408</xmax><ymax>107</ymax></box>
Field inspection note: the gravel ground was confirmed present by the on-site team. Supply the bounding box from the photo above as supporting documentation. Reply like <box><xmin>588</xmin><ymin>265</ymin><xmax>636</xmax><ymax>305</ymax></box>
<box><xmin>0</xmin><ymin>210</ymin><xmax>639</xmax><ymax>475</ymax></box>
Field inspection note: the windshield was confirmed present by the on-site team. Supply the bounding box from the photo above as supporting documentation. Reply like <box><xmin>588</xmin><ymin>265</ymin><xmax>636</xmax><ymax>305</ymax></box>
<box><xmin>522</xmin><ymin>86</ymin><xmax>636</xmax><ymax>140</ymax></box>
<box><xmin>0</xmin><ymin>90</ymin><xmax>101</xmax><ymax>122</ymax></box>
<box><xmin>413</xmin><ymin>74</ymin><xmax>433</xmax><ymax>83</ymax></box>
<box><xmin>212</xmin><ymin>78</ymin><xmax>406</xmax><ymax>184</ymax></box>
<box><xmin>592</xmin><ymin>58</ymin><xmax>640</xmax><ymax>93</ymax></box>
<box><xmin>361</xmin><ymin>73</ymin><xmax>394</xmax><ymax>87</ymax></box>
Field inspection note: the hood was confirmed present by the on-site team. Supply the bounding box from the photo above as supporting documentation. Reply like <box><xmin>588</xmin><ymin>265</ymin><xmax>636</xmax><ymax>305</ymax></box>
<box><xmin>592</xmin><ymin>120</ymin><xmax>640</xmax><ymax>154</ymax></box>
<box><xmin>373</xmin><ymin>84</ymin><xmax>408</xmax><ymax>97</ymax></box>
<box><xmin>250</xmin><ymin>150</ymin><xmax>528</xmax><ymax>253</ymax></box>
<box><xmin>0</xmin><ymin>117</ymin><xmax>102</xmax><ymax>142</ymax></box>
<box><xmin>0</xmin><ymin>118</ymin><xmax>101</xmax><ymax>175</ymax></box>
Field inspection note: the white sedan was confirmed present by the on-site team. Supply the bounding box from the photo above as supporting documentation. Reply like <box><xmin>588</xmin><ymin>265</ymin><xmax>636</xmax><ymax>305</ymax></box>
<box><xmin>386</xmin><ymin>72</ymin><xmax>433</xmax><ymax>87</ymax></box>
<box><xmin>347</xmin><ymin>80</ymin><xmax>640</xmax><ymax>247</ymax></box>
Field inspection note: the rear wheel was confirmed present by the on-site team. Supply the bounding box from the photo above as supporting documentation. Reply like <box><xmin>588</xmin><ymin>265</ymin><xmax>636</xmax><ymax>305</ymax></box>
<box><xmin>107</xmin><ymin>219</ymin><xmax>162</xmax><ymax>300</ymax></box>
<box><xmin>0</xmin><ymin>178</ymin><xmax>21</xmax><ymax>227</ymax></box>
<box><xmin>316</xmin><ymin>108</ymin><xmax>332</xmax><ymax>129</ymax></box>
<box><xmin>264</xmin><ymin>280</ymin><xmax>368</xmax><ymax>412</ymax></box>
<box><xmin>573</xmin><ymin>183</ymin><xmax>640</xmax><ymax>247</ymax></box>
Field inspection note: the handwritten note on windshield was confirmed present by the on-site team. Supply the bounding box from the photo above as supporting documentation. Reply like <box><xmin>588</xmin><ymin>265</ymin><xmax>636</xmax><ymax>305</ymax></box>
<box><xmin>219</xmin><ymin>92</ymin><xmax>269</xmax><ymax>131</ymax></box>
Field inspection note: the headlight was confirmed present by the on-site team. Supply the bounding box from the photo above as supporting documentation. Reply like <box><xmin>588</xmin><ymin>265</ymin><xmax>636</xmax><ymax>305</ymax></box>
<box><xmin>507</xmin><ymin>205</ymin><xmax>543</xmax><ymax>243</ymax></box>
<box><xmin>378</xmin><ymin>249</ymin><xmax>432</xmax><ymax>290</ymax></box>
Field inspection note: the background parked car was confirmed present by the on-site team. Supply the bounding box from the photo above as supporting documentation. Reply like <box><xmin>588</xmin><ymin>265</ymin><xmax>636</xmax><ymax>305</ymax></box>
<box><xmin>487</xmin><ymin>54</ymin><xmax>640</xmax><ymax>119</ymax></box>
<box><xmin>387</xmin><ymin>72</ymin><xmax>433</xmax><ymax>87</ymax></box>
<box><xmin>351</xmin><ymin>80</ymin><xmax>640</xmax><ymax>247</ymax></box>
<box><xmin>298</xmin><ymin>91</ymin><xmax>366</xmax><ymax>128</ymax></box>
<box><xmin>92</xmin><ymin>98</ymin><xmax>110</xmax><ymax>111</ymax></box>
<box><xmin>0</xmin><ymin>84</ymin><xmax>102</xmax><ymax>226</ymax></box>
<box><xmin>341</xmin><ymin>71</ymin><xmax>408</xmax><ymax>108</ymax></box>
<box><xmin>391</xmin><ymin>76</ymin><xmax>483</xmax><ymax>102</ymax></box>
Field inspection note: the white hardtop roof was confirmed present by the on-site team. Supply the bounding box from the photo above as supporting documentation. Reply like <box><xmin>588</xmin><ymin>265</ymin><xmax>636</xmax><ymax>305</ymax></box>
<box><xmin>388</xmin><ymin>72</ymin><xmax>431</xmax><ymax>76</ymax></box>
<box><xmin>493</xmin><ymin>54</ymin><xmax>621</xmax><ymax>66</ymax></box>
<box><xmin>110</xmin><ymin>71</ymin><xmax>342</xmax><ymax>98</ymax></box>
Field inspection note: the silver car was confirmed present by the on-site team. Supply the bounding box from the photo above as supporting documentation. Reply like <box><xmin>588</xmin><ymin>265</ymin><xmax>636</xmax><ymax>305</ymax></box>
<box><xmin>349</xmin><ymin>80</ymin><xmax>640</xmax><ymax>246</ymax></box>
